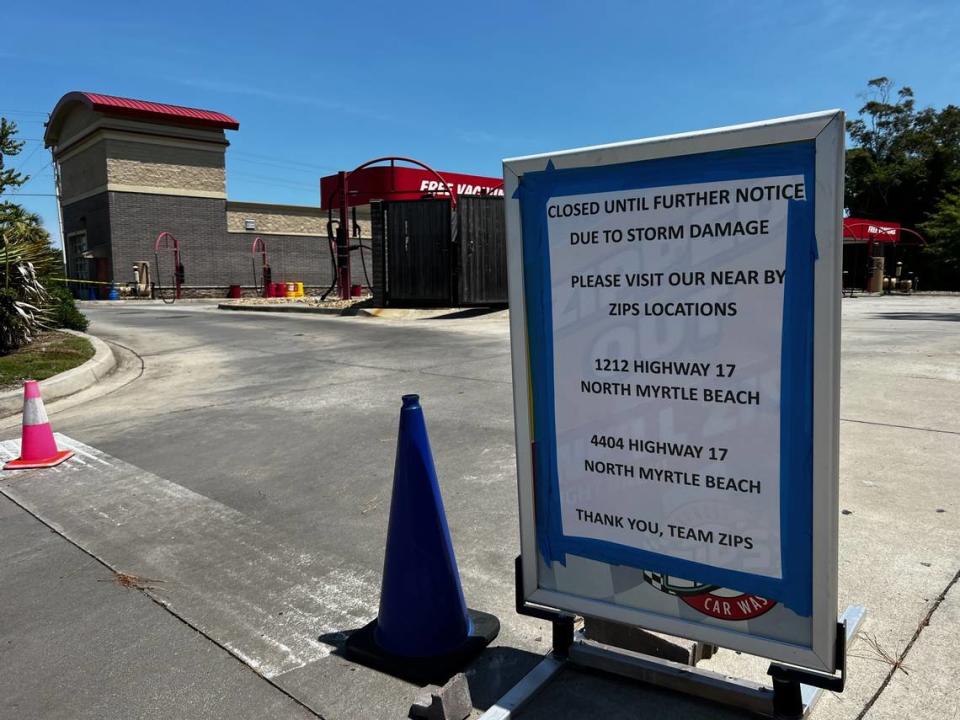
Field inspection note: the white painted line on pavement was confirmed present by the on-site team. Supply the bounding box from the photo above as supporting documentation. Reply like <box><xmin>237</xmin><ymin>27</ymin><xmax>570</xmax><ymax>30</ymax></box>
<box><xmin>0</xmin><ymin>434</ymin><xmax>378</xmax><ymax>678</ymax></box>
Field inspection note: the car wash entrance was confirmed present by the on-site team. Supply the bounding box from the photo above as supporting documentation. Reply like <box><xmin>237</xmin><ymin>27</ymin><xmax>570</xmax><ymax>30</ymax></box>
<box><xmin>321</xmin><ymin>158</ymin><xmax>507</xmax><ymax>308</ymax></box>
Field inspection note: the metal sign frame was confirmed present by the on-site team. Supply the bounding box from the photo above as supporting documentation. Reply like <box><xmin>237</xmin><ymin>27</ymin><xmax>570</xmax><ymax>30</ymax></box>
<box><xmin>504</xmin><ymin>111</ymin><xmax>844</xmax><ymax>672</ymax></box>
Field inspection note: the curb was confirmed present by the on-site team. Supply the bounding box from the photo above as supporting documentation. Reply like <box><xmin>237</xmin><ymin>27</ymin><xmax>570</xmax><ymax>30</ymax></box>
<box><xmin>357</xmin><ymin>307</ymin><xmax>458</xmax><ymax>319</ymax></box>
<box><xmin>79</xmin><ymin>298</ymin><xmax>225</xmax><ymax>305</ymax></box>
<box><xmin>0</xmin><ymin>330</ymin><xmax>117</xmax><ymax>418</ymax></box>
<box><xmin>358</xmin><ymin>307</ymin><xmax>509</xmax><ymax>320</ymax></box>
<box><xmin>217</xmin><ymin>303</ymin><xmax>507</xmax><ymax>320</ymax></box>
<box><xmin>218</xmin><ymin>303</ymin><xmax>345</xmax><ymax>315</ymax></box>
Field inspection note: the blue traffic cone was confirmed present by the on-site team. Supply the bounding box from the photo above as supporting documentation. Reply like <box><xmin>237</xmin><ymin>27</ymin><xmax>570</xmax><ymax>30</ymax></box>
<box><xmin>345</xmin><ymin>394</ymin><xmax>499</xmax><ymax>684</ymax></box>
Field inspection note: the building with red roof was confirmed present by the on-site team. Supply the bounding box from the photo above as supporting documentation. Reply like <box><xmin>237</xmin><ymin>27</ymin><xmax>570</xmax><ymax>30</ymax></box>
<box><xmin>44</xmin><ymin>91</ymin><xmax>368</xmax><ymax>296</ymax></box>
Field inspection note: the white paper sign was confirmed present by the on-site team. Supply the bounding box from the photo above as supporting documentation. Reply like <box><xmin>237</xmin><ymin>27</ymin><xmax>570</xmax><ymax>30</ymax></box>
<box><xmin>546</xmin><ymin>176</ymin><xmax>805</xmax><ymax>580</ymax></box>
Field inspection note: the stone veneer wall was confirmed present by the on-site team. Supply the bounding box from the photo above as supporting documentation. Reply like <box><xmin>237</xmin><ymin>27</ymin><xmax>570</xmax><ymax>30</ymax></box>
<box><xmin>226</xmin><ymin>202</ymin><xmax>372</xmax><ymax>238</ymax></box>
<box><xmin>105</xmin><ymin>138</ymin><xmax>226</xmax><ymax>195</ymax></box>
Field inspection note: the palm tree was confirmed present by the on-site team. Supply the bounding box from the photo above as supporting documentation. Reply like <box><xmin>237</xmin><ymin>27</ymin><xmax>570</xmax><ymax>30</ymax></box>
<box><xmin>0</xmin><ymin>203</ymin><xmax>62</xmax><ymax>353</ymax></box>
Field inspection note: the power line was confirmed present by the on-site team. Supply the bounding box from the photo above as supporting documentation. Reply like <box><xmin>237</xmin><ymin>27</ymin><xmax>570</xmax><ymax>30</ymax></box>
<box><xmin>19</xmin><ymin>176</ymin><xmax>55</xmax><ymax>187</ymax></box>
<box><xmin>231</xmin><ymin>150</ymin><xmax>337</xmax><ymax>173</ymax></box>
<box><xmin>14</xmin><ymin>141</ymin><xmax>44</xmax><ymax>173</ymax></box>
<box><xmin>232</xmin><ymin>149</ymin><xmax>334</xmax><ymax>169</ymax></box>
<box><xmin>229</xmin><ymin>156</ymin><xmax>324</xmax><ymax>176</ymax></box>
<box><xmin>231</xmin><ymin>170</ymin><xmax>315</xmax><ymax>185</ymax></box>
<box><xmin>0</xmin><ymin>117</ymin><xmax>47</xmax><ymax>126</ymax></box>
<box><xmin>4</xmin><ymin>193</ymin><xmax>57</xmax><ymax>197</ymax></box>
<box><xmin>15</xmin><ymin>160</ymin><xmax>54</xmax><ymax>186</ymax></box>
<box><xmin>230</xmin><ymin>171</ymin><xmax>319</xmax><ymax>191</ymax></box>
<box><xmin>28</xmin><ymin>160</ymin><xmax>53</xmax><ymax>173</ymax></box>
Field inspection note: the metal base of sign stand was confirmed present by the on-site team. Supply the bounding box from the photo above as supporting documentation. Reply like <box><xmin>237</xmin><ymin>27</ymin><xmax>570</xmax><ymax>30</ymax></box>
<box><xmin>479</xmin><ymin>558</ymin><xmax>866</xmax><ymax>720</ymax></box>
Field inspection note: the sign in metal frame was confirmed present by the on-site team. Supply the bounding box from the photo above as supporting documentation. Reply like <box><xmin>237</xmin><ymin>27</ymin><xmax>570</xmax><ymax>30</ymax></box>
<box><xmin>504</xmin><ymin>111</ymin><xmax>843</xmax><ymax>672</ymax></box>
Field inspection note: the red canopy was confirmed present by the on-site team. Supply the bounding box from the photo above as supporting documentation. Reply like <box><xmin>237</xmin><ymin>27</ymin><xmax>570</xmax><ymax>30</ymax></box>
<box><xmin>843</xmin><ymin>218</ymin><xmax>901</xmax><ymax>243</ymax></box>
<box><xmin>320</xmin><ymin>166</ymin><xmax>503</xmax><ymax>208</ymax></box>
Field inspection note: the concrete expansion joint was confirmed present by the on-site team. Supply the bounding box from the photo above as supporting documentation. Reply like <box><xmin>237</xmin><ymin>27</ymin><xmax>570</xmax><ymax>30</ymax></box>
<box><xmin>841</xmin><ymin>416</ymin><xmax>960</xmax><ymax>437</ymax></box>
<box><xmin>853</xmin><ymin>568</ymin><xmax>960</xmax><ymax>720</ymax></box>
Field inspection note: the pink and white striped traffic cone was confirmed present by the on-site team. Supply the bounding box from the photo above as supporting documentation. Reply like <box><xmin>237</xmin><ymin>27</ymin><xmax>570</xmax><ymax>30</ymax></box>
<box><xmin>3</xmin><ymin>380</ymin><xmax>74</xmax><ymax>470</ymax></box>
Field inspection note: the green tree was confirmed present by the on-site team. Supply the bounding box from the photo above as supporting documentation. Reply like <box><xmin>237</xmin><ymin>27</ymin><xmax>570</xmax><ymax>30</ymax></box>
<box><xmin>920</xmin><ymin>192</ymin><xmax>960</xmax><ymax>270</ymax></box>
<box><xmin>845</xmin><ymin>78</ymin><xmax>960</xmax><ymax>287</ymax></box>
<box><xmin>0</xmin><ymin>118</ymin><xmax>29</xmax><ymax>196</ymax></box>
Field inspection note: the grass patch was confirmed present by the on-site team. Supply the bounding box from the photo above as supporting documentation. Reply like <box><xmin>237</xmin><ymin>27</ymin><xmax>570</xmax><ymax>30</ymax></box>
<box><xmin>0</xmin><ymin>332</ymin><xmax>95</xmax><ymax>391</ymax></box>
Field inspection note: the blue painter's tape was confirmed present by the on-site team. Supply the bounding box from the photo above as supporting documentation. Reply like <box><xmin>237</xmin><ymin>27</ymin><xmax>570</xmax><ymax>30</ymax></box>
<box><xmin>517</xmin><ymin>142</ymin><xmax>817</xmax><ymax>616</ymax></box>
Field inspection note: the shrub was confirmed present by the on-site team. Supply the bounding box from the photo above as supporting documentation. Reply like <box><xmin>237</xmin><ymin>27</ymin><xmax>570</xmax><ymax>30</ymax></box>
<box><xmin>0</xmin><ymin>259</ymin><xmax>47</xmax><ymax>354</ymax></box>
<box><xmin>0</xmin><ymin>287</ymin><xmax>38</xmax><ymax>354</ymax></box>
<box><xmin>1</xmin><ymin>205</ymin><xmax>61</xmax><ymax>354</ymax></box>
<box><xmin>46</xmin><ymin>284</ymin><xmax>89</xmax><ymax>332</ymax></box>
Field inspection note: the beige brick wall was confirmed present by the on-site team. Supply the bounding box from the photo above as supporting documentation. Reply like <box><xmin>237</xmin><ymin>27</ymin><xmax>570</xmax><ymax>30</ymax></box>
<box><xmin>60</xmin><ymin>140</ymin><xmax>108</xmax><ymax>201</ymax></box>
<box><xmin>226</xmin><ymin>203</ymin><xmax>372</xmax><ymax>237</ymax></box>
<box><xmin>105</xmin><ymin>138</ymin><xmax>226</xmax><ymax>194</ymax></box>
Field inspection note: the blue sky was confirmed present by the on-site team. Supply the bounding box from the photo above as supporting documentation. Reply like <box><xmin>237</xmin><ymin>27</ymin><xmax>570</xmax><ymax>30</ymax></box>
<box><xmin>4</xmin><ymin>0</ymin><xmax>959</xmax><ymax>246</ymax></box>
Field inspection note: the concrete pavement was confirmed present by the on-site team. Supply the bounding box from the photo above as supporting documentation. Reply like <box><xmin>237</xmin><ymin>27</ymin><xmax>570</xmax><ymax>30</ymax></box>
<box><xmin>0</xmin><ymin>492</ymin><xmax>318</xmax><ymax>720</ymax></box>
<box><xmin>1</xmin><ymin>303</ymin><xmax>544</xmax><ymax>719</ymax></box>
<box><xmin>1</xmin><ymin>295</ymin><xmax>958</xmax><ymax>718</ymax></box>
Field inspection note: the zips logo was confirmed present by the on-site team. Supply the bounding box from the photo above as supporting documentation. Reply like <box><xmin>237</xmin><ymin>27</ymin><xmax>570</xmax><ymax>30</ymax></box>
<box><xmin>642</xmin><ymin>571</ymin><xmax>775</xmax><ymax>621</ymax></box>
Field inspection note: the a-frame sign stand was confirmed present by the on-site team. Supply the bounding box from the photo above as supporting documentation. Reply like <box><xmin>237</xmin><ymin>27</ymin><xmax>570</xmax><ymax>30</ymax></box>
<box><xmin>494</xmin><ymin>111</ymin><xmax>862</xmax><ymax>720</ymax></box>
<box><xmin>478</xmin><ymin>558</ymin><xmax>866</xmax><ymax>720</ymax></box>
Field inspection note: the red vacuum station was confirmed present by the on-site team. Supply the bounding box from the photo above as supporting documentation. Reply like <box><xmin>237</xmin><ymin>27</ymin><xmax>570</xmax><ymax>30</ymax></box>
<box><xmin>320</xmin><ymin>158</ymin><xmax>503</xmax><ymax>301</ymax></box>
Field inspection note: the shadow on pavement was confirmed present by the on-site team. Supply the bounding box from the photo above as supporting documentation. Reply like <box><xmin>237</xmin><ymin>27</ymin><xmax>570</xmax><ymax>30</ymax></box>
<box><xmin>870</xmin><ymin>312</ymin><xmax>960</xmax><ymax>322</ymax></box>
<box><xmin>516</xmin><ymin>665</ymin><xmax>753</xmax><ymax>720</ymax></box>
<box><xmin>429</xmin><ymin>307</ymin><xmax>505</xmax><ymax>320</ymax></box>
<box><xmin>464</xmin><ymin>646</ymin><xmax>547</xmax><ymax>710</ymax></box>
<box><xmin>317</xmin><ymin>629</ymin><xmax>545</xmax><ymax>713</ymax></box>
